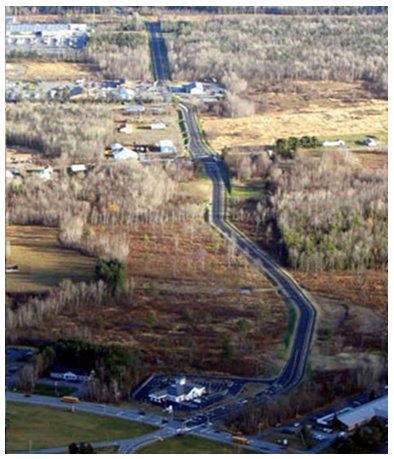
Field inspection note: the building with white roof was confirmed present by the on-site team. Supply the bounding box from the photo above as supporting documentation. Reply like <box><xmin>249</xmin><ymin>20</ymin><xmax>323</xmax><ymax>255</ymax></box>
<box><xmin>337</xmin><ymin>395</ymin><xmax>388</xmax><ymax>431</ymax></box>
<box><xmin>156</xmin><ymin>139</ymin><xmax>176</xmax><ymax>154</ymax></box>
<box><xmin>149</xmin><ymin>377</ymin><xmax>205</xmax><ymax>404</ymax></box>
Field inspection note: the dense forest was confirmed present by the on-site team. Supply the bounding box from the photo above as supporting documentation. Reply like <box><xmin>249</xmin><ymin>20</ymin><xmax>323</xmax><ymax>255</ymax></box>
<box><xmin>164</xmin><ymin>15</ymin><xmax>388</xmax><ymax>97</ymax></box>
<box><xmin>6</xmin><ymin>102</ymin><xmax>113</xmax><ymax>164</ymax></box>
<box><xmin>231</xmin><ymin>155</ymin><xmax>387</xmax><ymax>271</ymax></box>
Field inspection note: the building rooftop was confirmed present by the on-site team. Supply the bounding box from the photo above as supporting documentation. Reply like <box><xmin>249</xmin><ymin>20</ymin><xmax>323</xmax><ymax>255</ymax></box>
<box><xmin>338</xmin><ymin>395</ymin><xmax>388</xmax><ymax>428</ymax></box>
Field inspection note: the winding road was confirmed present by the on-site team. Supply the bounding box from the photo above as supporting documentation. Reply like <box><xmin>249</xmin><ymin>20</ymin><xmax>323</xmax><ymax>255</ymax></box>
<box><xmin>148</xmin><ymin>20</ymin><xmax>317</xmax><ymax>411</ymax></box>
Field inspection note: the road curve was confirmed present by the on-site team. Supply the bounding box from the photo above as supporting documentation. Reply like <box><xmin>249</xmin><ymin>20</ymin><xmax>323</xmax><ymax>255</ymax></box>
<box><xmin>147</xmin><ymin>20</ymin><xmax>317</xmax><ymax>414</ymax></box>
<box><xmin>178</xmin><ymin>102</ymin><xmax>317</xmax><ymax>394</ymax></box>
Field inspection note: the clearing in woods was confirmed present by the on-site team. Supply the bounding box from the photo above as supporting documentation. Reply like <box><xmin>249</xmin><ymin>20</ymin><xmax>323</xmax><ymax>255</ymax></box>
<box><xmin>6</xmin><ymin>402</ymin><xmax>157</xmax><ymax>453</ymax></box>
<box><xmin>6</xmin><ymin>226</ymin><xmax>96</xmax><ymax>293</ymax></box>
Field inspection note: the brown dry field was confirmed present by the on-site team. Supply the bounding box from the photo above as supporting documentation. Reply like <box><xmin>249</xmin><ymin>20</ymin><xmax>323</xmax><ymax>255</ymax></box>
<box><xmin>19</xmin><ymin>222</ymin><xmax>288</xmax><ymax>377</ymax></box>
<box><xmin>6</xmin><ymin>61</ymin><xmax>98</xmax><ymax>81</ymax></box>
<box><xmin>292</xmin><ymin>270</ymin><xmax>387</xmax><ymax>316</ymax></box>
<box><xmin>6</xmin><ymin>226</ymin><xmax>96</xmax><ymax>293</ymax></box>
<box><xmin>201</xmin><ymin>81</ymin><xmax>388</xmax><ymax>151</ymax></box>
<box><xmin>352</xmin><ymin>149</ymin><xmax>388</xmax><ymax>170</ymax></box>
<box><xmin>295</xmin><ymin>270</ymin><xmax>387</xmax><ymax>372</ymax></box>
<box><xmin>15</xmin><ymin>13</ymin><xmax>124</xmax><ymax>24</ymax></box>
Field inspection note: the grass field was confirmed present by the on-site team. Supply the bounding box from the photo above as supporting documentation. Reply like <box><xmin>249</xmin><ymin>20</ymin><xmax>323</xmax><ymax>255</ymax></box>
<box><xmin>6</xmin><ymin>402</ymin><xmax>157</xmax><ymax>453</ymax></box>
<box><xmin>6</xmin><ymin>61</ymin><xmax>98</xmax><ymax>81</ymax></box>
<box><xmin>201</xmin><ymin>81</ymin><xmax>387</xmax><ymax>152</ymax></box>
<box><xmin>6</xmin><ymin>226</ymin><xmax>96</xmax><ymax>293</ymax></box>
<box><xmin>136</xmin><ymin>435</ymin><xmax>256</xmax><ymax>454</ymax></box>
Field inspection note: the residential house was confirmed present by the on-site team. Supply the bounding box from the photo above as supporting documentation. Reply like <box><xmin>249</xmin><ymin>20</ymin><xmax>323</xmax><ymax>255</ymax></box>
<box><xmin>322</xmin><ymin>140</ymin><xmax>346</xmax><ymax>147</ymax></box>
<box><xmin>67</xmin><ymin>164</ymin><xmax>87</xmax><ymax>174</ymax></box>
<box><xmin>37</xmin><ymin>166</ymin><xmax>53</xmax><ymax>181</ymax></box>
<box><xmin>118</xmin><ymin>123</ymin><xmax>132</xmax><ymax>134</ymax></box>
<box><xmin>126</xmin><ymin>104</ymin><xmax>145</xmax><ymax>114</ymax></box>
<box><xmin>150</xmin><ymin>121</ymin><xmax>166</xmax><ymax>130</ymax></box>
<box><xmin>118</xmin><ymin>87</ymin><xmax>135</xmax><ymax>101</ymax></box>
<box><xmin>50</xmin><ymin>365</ymin><xmax>93</xmax><ymax>382</ymax></box>
<box><xmin>112</xmin><ymin>147</ymin><xmax>139</xmax><ymax>161</ymax></box>
<box><xmin>110</xmin><ymin>142</ymin><xmax>123</xmax><ymax>151</ymax></box>
<box><xmin>183</xmin><ymin>81</ymin><xmax>204</xmax><ymax>94</ymax></box>
<box><xmin>170</xmin><ymin>81</ymin><xmax>204</xmax><ymax>94</ymax></box>
<box><xmin>156</xmin><ymin>139</ymin><xmax>176</xmax><ymax>154</ymax></box>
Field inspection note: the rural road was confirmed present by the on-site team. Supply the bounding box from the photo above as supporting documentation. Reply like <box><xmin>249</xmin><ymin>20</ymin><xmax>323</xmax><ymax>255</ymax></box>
<box><xmin>146</xmin><ymin>20</ymin><xmax>317</xmax><ymax>410</ymax></box>
<box><xmin>177</xmin><ymin>102</ymin><xmax>317</xmax><ymax>419</ymax></box>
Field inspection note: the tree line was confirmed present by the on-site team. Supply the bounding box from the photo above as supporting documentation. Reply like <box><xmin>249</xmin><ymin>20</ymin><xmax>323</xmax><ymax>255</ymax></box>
<box><xmin>164</xmin><ymin>14</ymin><xmax>387</xmax><ymax>98</ymax></box>
<box><xmin>6</xmin><ymin>6</ymin><xmax>388</xmax><ymax>16</ymax></box>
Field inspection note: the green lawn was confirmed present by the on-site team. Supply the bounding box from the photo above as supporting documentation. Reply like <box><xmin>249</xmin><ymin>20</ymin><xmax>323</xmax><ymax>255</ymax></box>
<box><xmin>231</xmin><ymin>184</ymin><xmax>262</xmax><ymax>200</ymax></box>
<box><xmin>6</xmin><ymin>402</ymin><xmax>157</xmax><ymax>453</ymax></box>
<box><xmin>136</xmin><ymin>435</ymin><xmax>257</xmax><ymax>454</ymax></box>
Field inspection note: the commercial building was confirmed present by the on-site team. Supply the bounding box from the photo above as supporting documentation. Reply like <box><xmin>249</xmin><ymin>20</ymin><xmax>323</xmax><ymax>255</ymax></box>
<box><xmin>337</xmin><ymin>396</ymin><xmax>388</xmax><ymax>431</ymax></box>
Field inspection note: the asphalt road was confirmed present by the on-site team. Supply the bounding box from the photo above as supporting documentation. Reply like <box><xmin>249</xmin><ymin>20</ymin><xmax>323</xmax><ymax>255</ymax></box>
<box><xmin>146</xmin><ymin>22</ymin><xmax>171</xmax><ymax>83</ymax></box>
<box><xmin>174</xmin><ymin>104</ymin><xmax>318</xmax><ymax>421</ymax></box>
<box><xmin>145</xmin><ymin>20</ymin><xmax>317</xmax><ymax>421</ymax></box>
<box><xmin>177</xmin><ymin>102</ymin><xmax>317</xmax><ymax>397</ymax></box>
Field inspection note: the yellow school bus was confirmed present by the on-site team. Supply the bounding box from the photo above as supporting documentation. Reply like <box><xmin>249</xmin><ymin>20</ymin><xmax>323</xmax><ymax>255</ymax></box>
<box><xmin>232</xmin><ymin>435</ymin><xmax>250</xmax><ymax>445</ymax></box>
<box><xmin>61</xmin><ymin>395</ymin><xmax>80</xmax><ymax>404</ymax></box>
